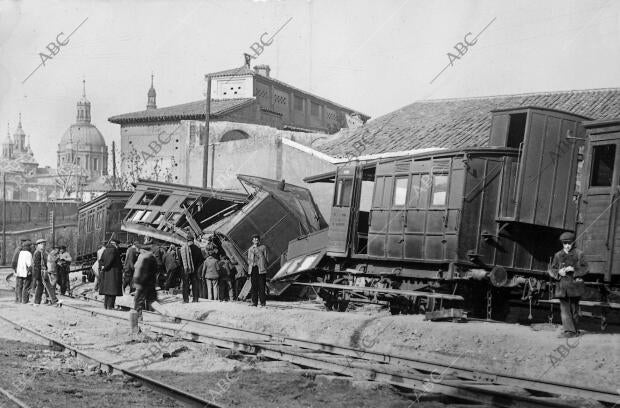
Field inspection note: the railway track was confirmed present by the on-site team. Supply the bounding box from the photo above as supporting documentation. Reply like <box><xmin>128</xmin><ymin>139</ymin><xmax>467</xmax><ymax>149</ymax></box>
<box><xmin>49</xmin><ymin>293</ymin><xmax>620</xmax><ymax>408</ymax></box>
<box><xmin>0</xmin><ymin>385</ymin><xmax>31</xmax><ymax>408</ymax></box>
<box><xmin>0</xmin><ymin>308</ymin><xmax>225</xmax><ymax>408</ymax></box>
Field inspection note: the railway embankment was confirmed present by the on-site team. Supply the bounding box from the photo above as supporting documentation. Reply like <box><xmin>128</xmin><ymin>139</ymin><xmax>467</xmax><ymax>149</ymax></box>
<box><xmin>120</xmin><ymin>292</ymin><xmax>620</xmax><ymax>393</ymax></box>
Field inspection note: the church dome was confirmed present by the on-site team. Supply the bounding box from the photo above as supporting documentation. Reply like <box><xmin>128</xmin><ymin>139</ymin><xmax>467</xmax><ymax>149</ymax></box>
<box><xmin>58</xmin><ymin>123</ymin><xmax>106</xmax><ymax>151</ymax></box>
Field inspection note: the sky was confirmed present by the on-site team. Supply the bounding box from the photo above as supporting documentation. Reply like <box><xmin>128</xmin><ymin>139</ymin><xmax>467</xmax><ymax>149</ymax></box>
<box><xmin>0</xmin><ymin>0</ymin><xmax>619</xmax><ymax>168</ymax></box>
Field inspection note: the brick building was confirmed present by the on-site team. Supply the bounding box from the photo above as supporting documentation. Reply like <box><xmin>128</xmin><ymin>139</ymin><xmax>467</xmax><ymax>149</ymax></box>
<box><xmin>108</xmin><ymin>62</ymin><xmax>369</xmax><ymax>216</ymax></box>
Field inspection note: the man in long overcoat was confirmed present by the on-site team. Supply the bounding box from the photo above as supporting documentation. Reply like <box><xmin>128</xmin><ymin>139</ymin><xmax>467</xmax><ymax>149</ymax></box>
<box><xmin>99</xmin><ymin>239</ymin><xmax>123</xmax><ymax>310</ymax></box>
<box><xmin>549</xmin><ymin>232</ymin><xmax>588</xmax><ymax>338</ymax></box>
<box><xmin>133</xmin><ymin>243</ymin><xmax>158</xmax><ymax>313</ymax></box>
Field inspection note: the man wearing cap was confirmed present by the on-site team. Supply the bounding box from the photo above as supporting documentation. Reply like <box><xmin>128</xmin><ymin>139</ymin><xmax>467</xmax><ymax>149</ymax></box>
<box><xmin>133</xmin><ymin>241</ymin><xmax>158</xmax><ymax>313</ymax></box>
<box><xmin>57</xmin><ymin>246</ymin><xmax>72</xmax><ymax>295</ymax></box>
<box><xmin>549</xmin><ymin>232</ymin><xmax>589</xmax><ymax>338</ymax></box>
<box><xmin>15</xmin><ymin>240</ymin><xmax>33</xmax><ymax>304</ymax></box>
<box><xmin>99</xmin><ymin>239</ymin><xmax>123</xmax><ymax>309</ymax></box>
<box><xmin>33</xmin><ymin>239</ymin><xmax>58</xmax><ymax>306</ymax></box>
<box><xmin>247</xmin><ymin>234</ymin><xmax>268</xmax><ymax>307</ymax></box>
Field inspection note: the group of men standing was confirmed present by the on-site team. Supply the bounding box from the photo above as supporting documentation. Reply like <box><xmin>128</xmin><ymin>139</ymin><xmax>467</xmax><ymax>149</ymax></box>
<box><xmin>12</xmin><ymin>238</ymin><xmax>72</xmax><ymax>305</ymax></box>
<box><xmin>94</xmin><ymin>238</ymin><xmax>158</xmax><ymax>313</ymax></box>
<box><xmin>87</xmin><ymin>232</ymin><xmax>269</xmax><ymax>315</ymax></box>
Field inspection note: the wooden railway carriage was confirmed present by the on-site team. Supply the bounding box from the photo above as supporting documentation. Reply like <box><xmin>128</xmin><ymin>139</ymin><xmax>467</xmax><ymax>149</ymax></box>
<box><xmin>274</xmin><ymin>106</ymin><xmax>620</xmax><ymax>317</ymax></box>
<box><xmin>77</xmin><ymin>191</ymin><xmax>136</xmax><ymax>263</ymax></box>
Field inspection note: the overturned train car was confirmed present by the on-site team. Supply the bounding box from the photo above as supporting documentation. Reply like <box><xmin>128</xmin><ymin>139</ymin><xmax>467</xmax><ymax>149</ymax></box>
<box><xmin>274</xmin><ymin>107</ymin><xmax>620</xmax><ymax>320</ymax></box>
<box><xmin>120</xmin><ymin>176</ymin><xmax>327</xmax><ymax>296</ymax></box>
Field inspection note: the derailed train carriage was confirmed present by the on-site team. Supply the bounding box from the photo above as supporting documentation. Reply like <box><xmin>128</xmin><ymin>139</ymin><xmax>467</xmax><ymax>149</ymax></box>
<box><xmin>273</xmin><ymin>107</ymin><xmax>620</xmax><ymax>321</ymax></box>
<box><xmin>120</xmin><ymin>175</ymin><xmax>327</xmax><ymax>297</ymax></box>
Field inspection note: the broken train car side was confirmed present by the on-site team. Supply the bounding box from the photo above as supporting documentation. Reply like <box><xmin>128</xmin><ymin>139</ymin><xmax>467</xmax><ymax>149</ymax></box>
<box><xmin>274</xmin><ymin>107</ymin><xmax>620</xmax><ymax>319</ymax></box>
<box><xmin>120</xmin><ymin>176</ymin><xmax>327</xmax><ymax>296</ymax></box>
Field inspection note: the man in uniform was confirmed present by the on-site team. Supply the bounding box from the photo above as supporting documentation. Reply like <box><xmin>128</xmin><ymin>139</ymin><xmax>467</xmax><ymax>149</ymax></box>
<box><xmin>247</xmin><ymin>234</ymin><xmax>268</xmax><ymax>307</ymax></box>
<box><xmin>99</xmin><ymin>239</ymin><xmax>123</xmax><ymax>310</ymax></box>
<box><xmin>33</xmin><ymin>239</ymin><xmax>58</xmax><ymax>306</ymax></box>
<box><xmin>549</xmin><ymin>232</ymin><xmax>588</xmax><ymax>338</ymax></box>
<box><xmin>133</xmin><ymin>241</ymin><xmax>158</xmax><ymax>313</ymax></box>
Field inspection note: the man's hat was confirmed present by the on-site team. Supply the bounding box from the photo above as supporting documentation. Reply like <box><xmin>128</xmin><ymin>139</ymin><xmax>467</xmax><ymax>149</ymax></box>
<box><xmin>59</xmin><ymin>245</ymin><xmax>67</xmax><ymax>250</ymax></box>
<box><xmin>251</xmin><ymin>234</ymin><xmax>260</xmax><ymax>240</ymax></box>
<box><xmin>559</xmin><ymin>232</ymin><xmax>575</xmax><ymax>242</ymax></box>
<box><xmin>35</xmin><ymin>238</ymin><xmax>46</xmax><ymax>245</ymax></box>
<box><xmin>110</xmin><ymin>238</ymin><xmax>120</xmax><ymax>245</ymax></box>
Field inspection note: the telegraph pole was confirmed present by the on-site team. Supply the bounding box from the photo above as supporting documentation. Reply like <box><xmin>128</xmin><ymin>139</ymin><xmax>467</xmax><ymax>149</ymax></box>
<box><xmin>2</xmin><ymin>172</ymin><xmax>5</xmax><ymax>265</ymax></box>
<box><xmin>112</xmin><ymin>140</ymin><xmax>117</xmax><ymax>190</ymax></box>
<box><xmin>203</xmin><ymin>76</ymin><xmax>211</xmax><ymax>188</ymax></box>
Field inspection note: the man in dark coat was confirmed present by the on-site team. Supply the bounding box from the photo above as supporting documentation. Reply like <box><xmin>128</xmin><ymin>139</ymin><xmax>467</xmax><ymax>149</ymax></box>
<box><xmin>33</xmin><ymin>239</ymin><xmax>58</xmax><ymax>306</ymax></box>
<box><xmin>180</xmin><ymin>235</ymin><xmax>204</xmax><ymax>303</ymax></box>
<box><xmin>163</xmin><ymin>244</ymin><xmax>181</xmax><ymax>290</ymax></box>
<box><xmin>123</xmin><ymin>240</ymin><xmax>139</xmax><ymax>293</ymax></box>
<box><xmin>99</xmin><ymin>239</ymin><xmax>123</xmax><ymax>310</ymax></box>
<box><xmin>549</xmin><ymin>232</ymin><xmax>588</xmax><ymax>338</ymax></box>
<box><xmin>133</xmin><ymin>243</ymin><xmax>158</xmax><ymax>313</ymax></box>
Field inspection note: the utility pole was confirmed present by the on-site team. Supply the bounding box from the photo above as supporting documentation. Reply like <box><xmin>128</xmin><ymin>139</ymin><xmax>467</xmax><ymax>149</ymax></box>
<box><xmin>210</xmin><ymin>143</ymin><xmax>216</xmax><ymax>188</ymax></box>
<box><xmin>2</xmin><ymin>172</ymin><xmax>5</xmax><ymax>266</ymax></box>
<box><xmin>112</xmin><ymin>140</ymin><xmax>117</xmax><ymax>190</ymax></box>
<box><xmin>203</xmin><ymin>76</ymin><xmax>211</xmax><ymax>188</ymax></box>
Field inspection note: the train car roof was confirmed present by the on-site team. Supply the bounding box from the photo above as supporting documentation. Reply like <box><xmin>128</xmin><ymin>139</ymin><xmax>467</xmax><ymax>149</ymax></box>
<box><xmin>304</xmin><ymin>146</ymin><xmax>519</xmax><ymax>183</ymax></box>
<box><xmin>132</xmin><ymin>179</ymin><xmax>248</xmax><ymax>202</ymax></box>
<box><xmin>78</xmin><ymin>190</ymin><xmax>134</xmax><ymax>211</ymax></box>
<box><xmin>582</xmin><ymin>117</ymin><xmax>620</xmax><ymax>128</ymax></box>
<box><xmin>490</xmin><ymin>105</ymin><xmax>593</xmax><ymax>120</ymax></box>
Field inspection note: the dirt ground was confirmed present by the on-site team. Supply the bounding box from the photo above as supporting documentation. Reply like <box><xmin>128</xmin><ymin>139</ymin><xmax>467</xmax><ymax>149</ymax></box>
<box><xmin>1</xmin><ymin>267</ymin><xmax>619</xmax><ymax>407</ymax></box>
<box><xmin>101</xmin><ymin>285</ymin><xmax>620</xmax><ymax>393</ymax></box>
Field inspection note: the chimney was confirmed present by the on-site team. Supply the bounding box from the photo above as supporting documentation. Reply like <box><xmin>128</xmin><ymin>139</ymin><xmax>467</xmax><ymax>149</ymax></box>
<box><xmin>253</xmin><ymin>64</ymin><xmax>271</xmax><ymax>77</ymax></box>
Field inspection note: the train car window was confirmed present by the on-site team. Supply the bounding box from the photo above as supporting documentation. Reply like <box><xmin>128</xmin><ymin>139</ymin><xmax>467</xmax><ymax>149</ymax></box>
<box><xmin>372</xmin><ymin>177</ymin><xmax>385</xmax><ymax>207</ymax></box>
<box><xmin>131</xmin><ymin>210</ymin><xmax>145</xmax><ymax>222</ymax></box>
<box><xmin>408</xmin><ymin>175</ymin><xmax>421</xmax><ymax>207</ymax></box>
<box><xmin>393</xmin><ymin>177</ymin><xmax>408</xmax><ymax>206</ymax></box>
<box><xmin>334</xmin><ymin>178</ymin><xmax>354</xmax><ymax>207</ymax></box>
<box><xmin>590</xmin><ymin>144</ymin><xmax>616</xmax><ymax>187</ymax></box>
<box><xmin>138</xmin><ymin>192</ymin><xmax>157</xmax><ymax>205</ymax></box>
<box><xmin>431</xmin><ymin>174</ymin><xmax>449</xmax><ymax>206</ymax></box>
<box><xmin>507</xmin><ymin>113</ymin><xmax>527</xmax><ymax>148</ymax></box>
<box><xmin>153</xmin><ymin>212</ymin><xmax>164</xmax><ymax>225</ymax></box>
<box><xmin>140</xmin><ymin>211</ymin><xmax>152</xmax><ymax>222</ymax></box>
<box><xmin>152</xmin><ymin>194</ymin><xmax>169</xmax><ymax>206</ymax></box>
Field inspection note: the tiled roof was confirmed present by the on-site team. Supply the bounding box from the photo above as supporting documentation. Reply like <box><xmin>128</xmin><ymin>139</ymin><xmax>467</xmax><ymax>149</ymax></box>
<box><xmin>207</xmin><ymin>66</ymin><xmax>255</xmax><ymax>78</ymax></box>
<box><xmin>108</xmin><ymin>98</ymin><xmax>255</xmax><ymax>124</ymax></box>
<box><xmin>315</xmin><ymin>88</ymin><xmax>620</xmax><ymax>157</ymax></box>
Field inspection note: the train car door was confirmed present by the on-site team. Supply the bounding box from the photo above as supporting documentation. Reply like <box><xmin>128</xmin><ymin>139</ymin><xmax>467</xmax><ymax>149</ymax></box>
<box><xmin>579</xmin><ymin>123</ymin><xmax>620</xmax><ymax>282</ymax></box>
<box><xmin>327</xmin><ymin>165</ymin><xmax>362</xmax><ymax>256</ymax></box>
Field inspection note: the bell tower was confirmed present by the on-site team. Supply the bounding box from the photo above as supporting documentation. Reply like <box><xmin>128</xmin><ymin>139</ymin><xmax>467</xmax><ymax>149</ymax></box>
<box><xmin>147</xmin><ymin>73</ymin><xmax>157</xmax><ymax>110</ymax></box>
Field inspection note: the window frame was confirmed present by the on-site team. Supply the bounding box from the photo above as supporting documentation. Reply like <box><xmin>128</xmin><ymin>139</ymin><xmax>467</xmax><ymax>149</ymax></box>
<box><xmin>589</xmin><ymin>143</ymin><xmax>616</xmax><ymax>188</ymax></box>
